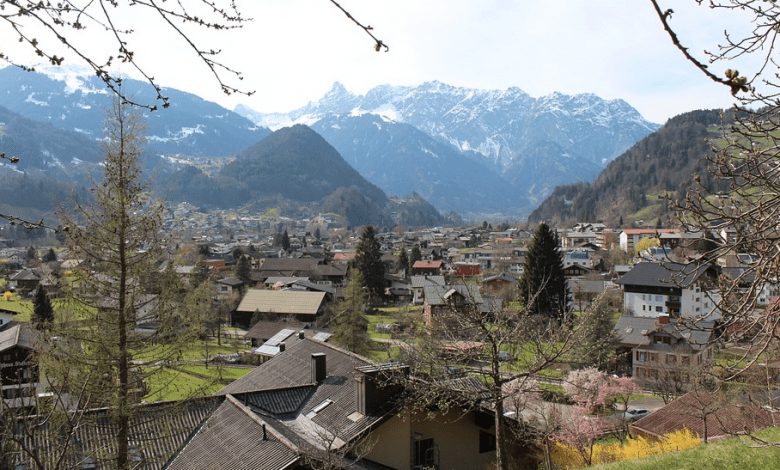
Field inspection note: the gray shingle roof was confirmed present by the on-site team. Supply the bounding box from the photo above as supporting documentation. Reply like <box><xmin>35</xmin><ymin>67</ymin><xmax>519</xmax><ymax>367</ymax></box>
<box><xmin>614</xmin><ymin>315</ymin><xmax>714</xmax><ymax>349</ymax></box>
<box><xmin>7</xmin><ymin>397</ymin><xmax>222</xmax><ymax>470</ymax></box>
<box><xmin>0</xmin><ymin>322</ymin><xmax>36</xmax><ymax>353</ymax></box>
<box><xmin>424</xmin><ymin>284</ymin><xmax>483</xmax><ymax>306</ymax></box>
<box><xmin>616</xmin><ymin>262</ymin><xmax>712</xmax><ymax>289</ymax></box>
<box><xmin>165</xmin><ymin>397</ymin><xmax>300</xmax><ymax>470</ymax></box>
<box><xmin>219</xmin><ymin>338</ymin><xmax>398</xmax><ymax>444</ymax></box>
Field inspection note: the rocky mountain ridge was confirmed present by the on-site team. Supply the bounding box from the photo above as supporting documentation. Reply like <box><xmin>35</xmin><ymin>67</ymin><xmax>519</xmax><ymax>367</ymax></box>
<box><xmin>236</xmin><ymin>81</ymin><xmax>660</xmax><ymax>215</ymax></box>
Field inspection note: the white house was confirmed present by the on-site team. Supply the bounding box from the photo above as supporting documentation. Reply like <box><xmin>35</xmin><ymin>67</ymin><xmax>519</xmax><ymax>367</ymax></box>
<box><xmin>617</xmin><ymin>262</ymin><xmax>721</xmax><ymax>321</ymax></box>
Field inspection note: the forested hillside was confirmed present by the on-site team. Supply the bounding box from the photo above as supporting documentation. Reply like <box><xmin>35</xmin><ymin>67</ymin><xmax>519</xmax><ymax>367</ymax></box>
<box><xmin>529</xmin><ymin>109</ymin><xmax>733</xmax><ymax>226</ymax></box>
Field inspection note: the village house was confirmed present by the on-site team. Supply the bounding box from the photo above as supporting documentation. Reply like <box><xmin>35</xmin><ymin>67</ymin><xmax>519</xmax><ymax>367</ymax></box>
<box><xmin>233</xmin><ymin>289</ymin><xmax>328</xmax><ymax>327</ymax></box>
<box><xmin>617</xmin><ymin>262</ymin><xmax>721</xmax><ymax>321</ymax></box>
<box><xmin>614</xmin><ymin>314</ymin><xmax>714</xmax><ymax>387</ymax></box>
<box><xmin>0</xmin><ymin>322</ymin><xmax>37</xmax><ymax>408</ymax></box>
<box><xmin>410</xmin><ymin>275</ymin><xmax>445</xmax><ymax>305</ymax></box>
<box><xmin>619</xmin><ymin>228</ymin><xmax>680</xmax><ymax>253</ymax></box>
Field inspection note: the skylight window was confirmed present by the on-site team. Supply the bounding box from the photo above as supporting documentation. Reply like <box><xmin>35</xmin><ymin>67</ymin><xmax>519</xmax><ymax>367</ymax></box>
<box><xmin>311</xmin><ymin>399</ymin><xmax>333</xmax><ymax>414</ymax></box>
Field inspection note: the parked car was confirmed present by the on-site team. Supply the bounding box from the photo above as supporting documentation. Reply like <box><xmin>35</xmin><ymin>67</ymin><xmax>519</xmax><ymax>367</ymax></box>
<box><xmin>622</xmin><ymin>408</ymin><xmax>650</xmax><ymax>422</ymax></box>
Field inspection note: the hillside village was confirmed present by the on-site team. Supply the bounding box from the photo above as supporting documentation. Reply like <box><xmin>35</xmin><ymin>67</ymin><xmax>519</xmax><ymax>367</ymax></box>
<box><xmin>3</xmin><ymin>201</ymin><xmax>779</xmax><ymax>469</ymax></box>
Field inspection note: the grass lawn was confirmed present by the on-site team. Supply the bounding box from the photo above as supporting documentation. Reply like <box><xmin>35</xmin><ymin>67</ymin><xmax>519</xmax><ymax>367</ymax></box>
<box><xmin>143</xmin><ymin>367</ymin><xmax>222</xmax><ymax>402</ymax></box>
<box><xmin>133</xmin><ymin>339</ymin><xmax>248</xmax><ymax>362</ymax></box>
<box><xmin>0</xmin><ymin>297</ymin><xmax>32</xmax><ymax>321</ymax></box>
<box><xmin>592</xmin><ymin>426</ymin><xmax>780</xmax><ymax>470</ymax></box>
<box><xmin>177</xmin><ymin>365</ymin><xmax>253</xmax><ymax>382</ymax></box>
<box><xmin>367</xmin><ymin>311</ymin><xmax>400</xmax><ymax>340</ymax></box>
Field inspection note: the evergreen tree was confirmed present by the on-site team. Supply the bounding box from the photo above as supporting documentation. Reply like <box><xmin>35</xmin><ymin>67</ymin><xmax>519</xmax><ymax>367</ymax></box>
<box><xmin>330</xmin><ymin>268</ymin><xmax>372</xmax><ymax>355</ymax></box>
<box><xmin>235</xmin><ymin>255</ymin><xmax>252</xmax><ymax>284</ymax></box>
<box><xmin>26</xmin><ymin>246</ymin><xmax>36</xmax><ymax>261</ymax></box>
<box><xmin>191</xmin><ymin>256</ymin><xmax>210</xmax><ymax>287</ymax></box>
<box><xmin>397</xmin><ymin>249</ymin><xmax>410</xmax><ymax>276</ymax></box>
<box><xmin>410</xmin><ymin>245</ymin><xmax>422</xmax><ymax>271</ymax></box>
<box><xmin>32</xmin><ymin>284</ymin><xmax>54</xmax><ymax>325</ymax></box>
<box><xmin>43</xmin><ymin>248</ymin><xmax>57</xmax><ymax>263</ymax></box>
<box><xmin>518</xmin><ymin>222</ymin><xmax>570</xmax><ymax>320</ymax></box>
<box><xmin>198</xmin><ymin>244</ymin><xmax>211</xmax><ymax>257</ymax></box>
<box><xmin>571</xmin><ymin>293</ymin><xmax>619</xmax><ymax>368</ymax></box>
<box><xmin>354</xmin><ymin>226</ymin><xmax>385</xmax><ymax>303</ymax></box>
<box><xmin>54</xmin><ymin>99</ymin><xmax>204</xmax><ymax>470</ymax></box>
<box><xmin>281</xmin><ymin>230</ymin><xmax>291</xmax><ymax>252</ymax></box>
<box><xmin>315</xmin><ymin>227</ymin><xmax>321</xmax><ymax>240</ymax></box>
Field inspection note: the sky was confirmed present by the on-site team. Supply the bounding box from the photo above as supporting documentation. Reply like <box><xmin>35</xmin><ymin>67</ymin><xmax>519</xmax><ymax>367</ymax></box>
<box><xmin>0</xmin><ymin>1</ymin><xmax>761</xmax><ymax>124</ymax></box>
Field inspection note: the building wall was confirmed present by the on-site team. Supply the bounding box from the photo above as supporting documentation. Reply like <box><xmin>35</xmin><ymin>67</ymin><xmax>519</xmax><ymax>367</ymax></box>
<box><xmin>624</xmin><ymin>286</ymin><xmax>721</xmax><ymax>321</ymax></box>
<box><xmin>367</xmin><ymin>410</ymin><xmax>497</xmax><ymax>470</ymax></box>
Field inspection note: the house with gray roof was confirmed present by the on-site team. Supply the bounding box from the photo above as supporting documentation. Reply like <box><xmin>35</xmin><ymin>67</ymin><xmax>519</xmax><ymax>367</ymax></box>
<box><xmin>0</xmin><ymin>322</ymin><xmax>37</xmax><ymax>407</ymax></box>
<box><xmin>614</xmin><ymin>315</ymin><xmax>714</xmax><ymax>389</ymax></box>
<box><xmin>616</xmin><ymin>262</ymin><xmax>721</xmax><ymax>321</ymax></box>
<box><xmin>4</xmin><ymin>334</ymin><xmax>521</xmax><ymax>469</ymax></box>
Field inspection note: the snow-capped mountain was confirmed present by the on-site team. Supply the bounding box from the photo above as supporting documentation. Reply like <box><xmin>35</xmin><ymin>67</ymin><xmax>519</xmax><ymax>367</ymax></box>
<box><xmin>310</xmin><ymin>114</ymin><xmax>526</xmax><ymax>218</ymax></box>
<box><xmin>239</xmin><ymin>81</ymin><xmax>658</xmax><ymax>168</ymax></box>
<box><xmin>0</xmin><ymin>65</ymin><xmax>271</xmax><ymax>157</ymax></box>
<box><xmin>237</xmin><ymin>81</ymin><xmax>658</xmax><ymax>215</ymax></box>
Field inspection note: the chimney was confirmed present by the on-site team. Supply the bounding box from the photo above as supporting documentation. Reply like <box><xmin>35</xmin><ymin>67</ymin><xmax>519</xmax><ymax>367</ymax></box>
<box><xmin>658</xmin><ymin>314</ymin><xmax>670</xmax><ymax>325</ymax></box>
<box><xmin>298</xmin><ymin>330</ymin><xmax>305</xmax><ymax>339</ymax></box>
<box><xmin>355</xmin><ymin>363</ymin><xmax>409</xmax><ymax>415</ymax></box>
<box><xmin>312</xmin><ymin>353</ymin><xmax>327</xmax><ymax>384</ymax></box>
<box><xmin>278</xmin><ymin>342</ymin><xmax>286</xmax><ymax>353</ymax></box>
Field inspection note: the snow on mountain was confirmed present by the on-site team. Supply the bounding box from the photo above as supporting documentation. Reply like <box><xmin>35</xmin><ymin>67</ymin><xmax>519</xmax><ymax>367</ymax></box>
<box><xmin>236</xmin><ymin>81</ymin><xmax>659</xmax><ymax>215</ymax></box>
<box><xmin>0</xmin><ymin>65</ymin><xmax>271</xmax><ymax>157</ymax></box>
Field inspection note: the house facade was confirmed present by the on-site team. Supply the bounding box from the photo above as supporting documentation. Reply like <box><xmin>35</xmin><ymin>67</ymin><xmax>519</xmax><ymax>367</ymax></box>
<box><xmin>614</xmin><ymin>315</ymin><xmax>714</xmax><ymax>388</ymax></box>
<box><xmin>0</xmin><ymin>323</ymin><xmax>37</xmax><ymax>407</ymax></box>
<box><xmin>619</xmin><ymin>229</ymin><xmax>680</xmax><ymax>253</ymax></box>
<box><xmin>617</xmin><ymin>262</ymin><xmax>721</xmax><ymax>321</ymax></box>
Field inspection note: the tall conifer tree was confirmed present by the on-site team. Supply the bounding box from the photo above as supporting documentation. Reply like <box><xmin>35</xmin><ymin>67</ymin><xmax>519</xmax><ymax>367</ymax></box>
<box><xmin>330</xmin><ymin>269</ymin><xmax>372</xmax><ymax>355</ymax></box>
<box><xmin>518</xmin><ymin>222</ymin><xmax>570</xmax><ymax>320</ymax></box>
<box><xmin>54</xmin><ymin>98</ymin><xmax>203</xmax><ymax>469</ymax></box>
<box><xmin>32</xmin><ymin>284</ymin><xmax>54</xmax><ymax>325</ymax></box>
<box><xmin>354</xmin><ymin>226</ymin><xmax>385</xmax><ymax>303</ymax></box>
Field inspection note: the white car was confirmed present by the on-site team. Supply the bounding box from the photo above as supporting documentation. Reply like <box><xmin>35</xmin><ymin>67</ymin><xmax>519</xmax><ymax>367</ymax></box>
<box><xmin>622</xmin><ymin>408</ymin><xmax>650</xmax><ymax>422</ymax></box>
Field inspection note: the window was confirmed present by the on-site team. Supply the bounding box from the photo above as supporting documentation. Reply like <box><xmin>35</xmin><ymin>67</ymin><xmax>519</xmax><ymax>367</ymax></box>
<box><xmin>642</xmin><ymin>294</ymin><xmax>646</xmax><ymax>301</ymax></box>
<box><xmin>682</xmin><ymin>356</ymin><xmax>690</xmax><ymax>366</ymax></box>
<box><xmin>636</xmin><ymin>351</ymin><xmax>645</xmax><ymax>362</ymax></box>
<box><xmin>479</xmin><ymin>431</ymin><xmax>496</xmax><ymax>453</ymax></box>
<box><xmin>413</xmin><ymin>438</ymin><xmax>435</xmax><ymax>468</ymax></box>
<box><xmin>655</xmin><ymin>306</ymin><xmax>663</xmax><ymax>312</ymax></box>
<box><xmin>667</xmin><ymin>354</ymin><xmax>677</xmax><ymax>364</ymax></box>
<box><xmin>656</xmin><ymin>296</ymin><xmax>663</xmax><ymax>302</ymax></box>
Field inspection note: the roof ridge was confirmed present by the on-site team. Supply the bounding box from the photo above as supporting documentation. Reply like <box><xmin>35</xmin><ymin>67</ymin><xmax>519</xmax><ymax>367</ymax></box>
<box><xmin>226</xmin><ymin>394</ymin><xmax>302</xmax><ymax>454</ymax></box>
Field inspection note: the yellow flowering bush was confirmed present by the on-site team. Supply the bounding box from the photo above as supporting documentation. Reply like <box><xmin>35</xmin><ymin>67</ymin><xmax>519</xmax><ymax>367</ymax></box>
<box><xmin>551</xmin><ymin>428</ymin><xmax>700</xmax><ymax>468</ymax></box>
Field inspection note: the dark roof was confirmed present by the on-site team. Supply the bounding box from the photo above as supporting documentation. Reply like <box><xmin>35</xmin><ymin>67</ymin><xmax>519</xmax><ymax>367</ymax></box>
<box><xmin>165</xmin><ymin>397</ymin><xmax>300</xmax><ymax>470</ymax></box>
<box><xmin>616</xmin><ymin>262</ymin><xmax>712</xmax><ymax>289</ymax></box>
<box><xmin>219</xmin><ymin>338</ymin><xmax>396</xmax><ymax>443</ymax></box>
<box><xmin>424</xmin><ymin>284</ymin><xmax>484</xmax><ymax>306</ymax></box>
<box><xmin>216</xmin><ymin>277</ymin><xmax>245</xmax><ymax>287</ymax></box>
<box><xmin>614</xmin><ymin>315</ymin><xmax>714</xmax><ymax>350</ymax></box>
<box><xmin>7</xmin><ymin>397</ymin><xmax>222</xmax><ymax>470</ymax></box>
<box><xmin>244</xmin><ymin>320</ymin><xmax>308</xmax><ymax>341</ymax></box>
<box><xmin>614</xmin><ymin>316</ymin><xmax>658</xmax><ymax>346</ymax></box>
